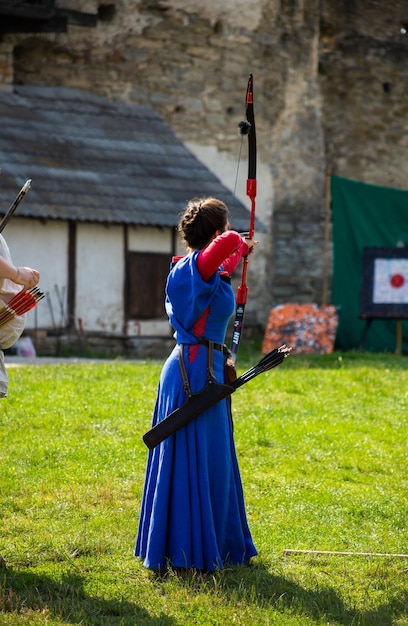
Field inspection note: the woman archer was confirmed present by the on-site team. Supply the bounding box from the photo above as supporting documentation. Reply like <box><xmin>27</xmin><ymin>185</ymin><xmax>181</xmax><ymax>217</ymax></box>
<box><xmin>135</xmin><ymin>196</ymin><xmax>258</xmax><ymax>573</ymax></box>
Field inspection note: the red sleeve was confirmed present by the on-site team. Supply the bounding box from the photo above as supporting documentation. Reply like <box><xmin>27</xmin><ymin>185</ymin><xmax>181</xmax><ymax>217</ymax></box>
<box><xmin>197</xmin><ymin>231</ymin><xmax>249</xmax><ymax>281</ymax></box>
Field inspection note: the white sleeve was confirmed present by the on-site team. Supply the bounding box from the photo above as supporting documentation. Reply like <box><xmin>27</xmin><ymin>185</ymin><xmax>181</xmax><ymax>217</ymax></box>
<box><xmin>0</xmin><ymin>234</ymin><xmax>26</xmax><ymax>349</ymax></box>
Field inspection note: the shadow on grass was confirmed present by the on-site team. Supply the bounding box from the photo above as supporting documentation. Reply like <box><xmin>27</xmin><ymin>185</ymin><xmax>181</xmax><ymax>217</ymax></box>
<box><xmin>0</xmin><ymin>563</ymin><xmax>175</xmax><ymax>626</ymax></box>
<box><xmin>234</xmin><ymin>563</ymin><xmax>408</xmax><ymax>625</ymax></box>
<box><xmin>172</xmin><ymin>562</ymin><xmax>408</xmax><ymax>626</ymax></box>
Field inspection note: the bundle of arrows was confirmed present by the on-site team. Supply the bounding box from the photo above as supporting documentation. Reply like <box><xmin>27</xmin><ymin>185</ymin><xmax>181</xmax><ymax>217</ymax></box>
<box><xmin>0</xmin><ymin>287</ymin><xmax>45</xmax><ymax>328</ymax></box>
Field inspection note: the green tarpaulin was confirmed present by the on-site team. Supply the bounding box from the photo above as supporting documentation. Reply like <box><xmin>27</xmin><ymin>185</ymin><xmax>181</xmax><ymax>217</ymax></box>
<box><xmin>331</xmin><ymin>175</ymin><xmax>408</xmax><ymax>353</ymax></box>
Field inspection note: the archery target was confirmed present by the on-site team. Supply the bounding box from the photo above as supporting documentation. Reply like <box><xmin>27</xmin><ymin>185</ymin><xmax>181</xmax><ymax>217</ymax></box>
<box><xmin>373</xmin><ymin>258</ymin><xmax>408</xmax><ymax>304</ymax></box>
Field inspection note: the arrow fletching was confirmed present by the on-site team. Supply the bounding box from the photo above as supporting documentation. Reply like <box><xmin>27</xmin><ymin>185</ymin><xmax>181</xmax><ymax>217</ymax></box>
<box><xmin>232</xmin><ymin>344</ymin><xmax>292</xmax><ymax>389</ymax></box>
<box><xmin>0</xmin><ymin>287</ymin><xmax>45</xmax><ymax>327</ymax></box>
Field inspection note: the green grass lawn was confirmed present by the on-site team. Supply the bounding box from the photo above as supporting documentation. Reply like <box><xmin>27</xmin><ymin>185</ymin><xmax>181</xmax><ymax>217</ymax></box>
<box><xmin>1</xmin><ymin>349</ymin><xmax>408</xmax><ymax>625</ymax></box>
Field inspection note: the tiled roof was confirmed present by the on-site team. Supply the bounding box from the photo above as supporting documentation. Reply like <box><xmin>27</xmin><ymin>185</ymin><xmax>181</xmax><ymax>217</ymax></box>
<box><xmin>0</xmin><ymin>85</ymin><xmax>262</xmax><ymax>232</ymax></box>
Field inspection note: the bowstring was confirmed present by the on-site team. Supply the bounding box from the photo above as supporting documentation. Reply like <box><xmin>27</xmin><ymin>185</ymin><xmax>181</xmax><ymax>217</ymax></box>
<box><xmin>233</xmin><ymin>132</ymin><xmax>245</xmax><ymax>198</ymax></box>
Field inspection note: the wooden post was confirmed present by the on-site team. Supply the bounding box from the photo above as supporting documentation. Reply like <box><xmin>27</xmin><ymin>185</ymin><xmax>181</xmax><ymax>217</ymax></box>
<box><xmin>396</xmin><ymin>319</ymin><xmax>402</xmax><ymax>355</ymax></box>
<box><xmin>395</xmin><ymin>241</ymin><xmax>405</xmax><ymax>356</ymax></box>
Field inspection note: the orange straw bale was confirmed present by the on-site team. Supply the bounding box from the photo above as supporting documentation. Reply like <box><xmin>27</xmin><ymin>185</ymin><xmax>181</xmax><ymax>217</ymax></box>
<box><xmin>262</xmin><ymin>303</ymin><xmax>338</xmax><ymax>355</ymax></box>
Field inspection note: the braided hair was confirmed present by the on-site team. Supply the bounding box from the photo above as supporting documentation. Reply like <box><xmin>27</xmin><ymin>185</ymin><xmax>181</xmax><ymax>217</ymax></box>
<box><xmin>178</xmin><ymin>197</ymin><xmax>229</xmax><ymax>250</ymax></box>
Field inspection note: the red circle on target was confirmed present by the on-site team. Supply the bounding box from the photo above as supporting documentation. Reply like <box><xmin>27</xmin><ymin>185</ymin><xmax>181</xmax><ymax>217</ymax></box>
<box><xmin>390</xmin><ymin>273</ymin><xmax>405</xmax><ymax>288</ymax></box>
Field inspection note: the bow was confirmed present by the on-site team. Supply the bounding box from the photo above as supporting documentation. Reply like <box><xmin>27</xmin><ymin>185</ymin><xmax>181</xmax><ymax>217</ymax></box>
<box><xmin>230</xmin><ymin>74</ymin><xmax>257</xmax><ymax>363</ymax></box>
<box><xmin>0</xmin><ymin>179</ymin><xmax>31</xmax><ymax>233</ymax></box>
<box><xmin>0</xmin><ymin>180</ymin><xmax>45</xmax><ymax>323</ymax></box>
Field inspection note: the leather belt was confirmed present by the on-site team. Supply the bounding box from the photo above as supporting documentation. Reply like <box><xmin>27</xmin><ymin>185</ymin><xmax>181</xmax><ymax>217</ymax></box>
<box><xmin>184</xmin><ymin>338</ymin><xmax>231</xmax><ymax>356</ymax></box>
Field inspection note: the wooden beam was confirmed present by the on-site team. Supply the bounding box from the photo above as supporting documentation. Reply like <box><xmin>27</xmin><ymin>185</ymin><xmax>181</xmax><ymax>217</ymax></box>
<box><xmin>0</xmin><ymin>16</ymin><xmax>67</xmax><ymax>34</ymax></box>
<box><xmin>0</xmin><ymin>1</ymin><xmax>97</xmax><ymax>33</ymax></box>
<box><xmin>0</xmin><ymin>1</ymin><xmax>56</xmax><ymax>20</ymax></box>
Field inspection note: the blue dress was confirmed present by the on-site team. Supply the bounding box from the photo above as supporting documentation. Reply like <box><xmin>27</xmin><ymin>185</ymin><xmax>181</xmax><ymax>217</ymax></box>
<box><xmin>135</xmin><ymin>251</ymin><xmax>257</xmax><ymax>571</ymax></box>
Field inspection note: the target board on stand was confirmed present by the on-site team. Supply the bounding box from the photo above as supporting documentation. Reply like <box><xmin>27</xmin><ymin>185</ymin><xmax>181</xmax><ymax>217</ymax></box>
<box><xmin>360</xmin><ymin>247</ymin><xmax>408</xmax><ymax>317</ymax></box>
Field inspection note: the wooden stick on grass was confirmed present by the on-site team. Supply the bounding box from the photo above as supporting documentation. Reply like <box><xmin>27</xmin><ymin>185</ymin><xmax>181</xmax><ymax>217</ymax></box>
<box><xmin>283</xmin><ymin>549</ymin><xmax>408</xmax><ymax>559</ymax></box>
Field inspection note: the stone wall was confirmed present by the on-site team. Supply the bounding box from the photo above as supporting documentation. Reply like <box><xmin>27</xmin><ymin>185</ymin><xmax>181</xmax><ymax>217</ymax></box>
<box><xmin>319</xmin><ymin>1</ymin><xmax>408</xmax><ymax>191</ymax></box>
<box><xmin>1</xmin><ymin>0</ymin><xmax>408</xmax><ymax>331</ymax></box>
